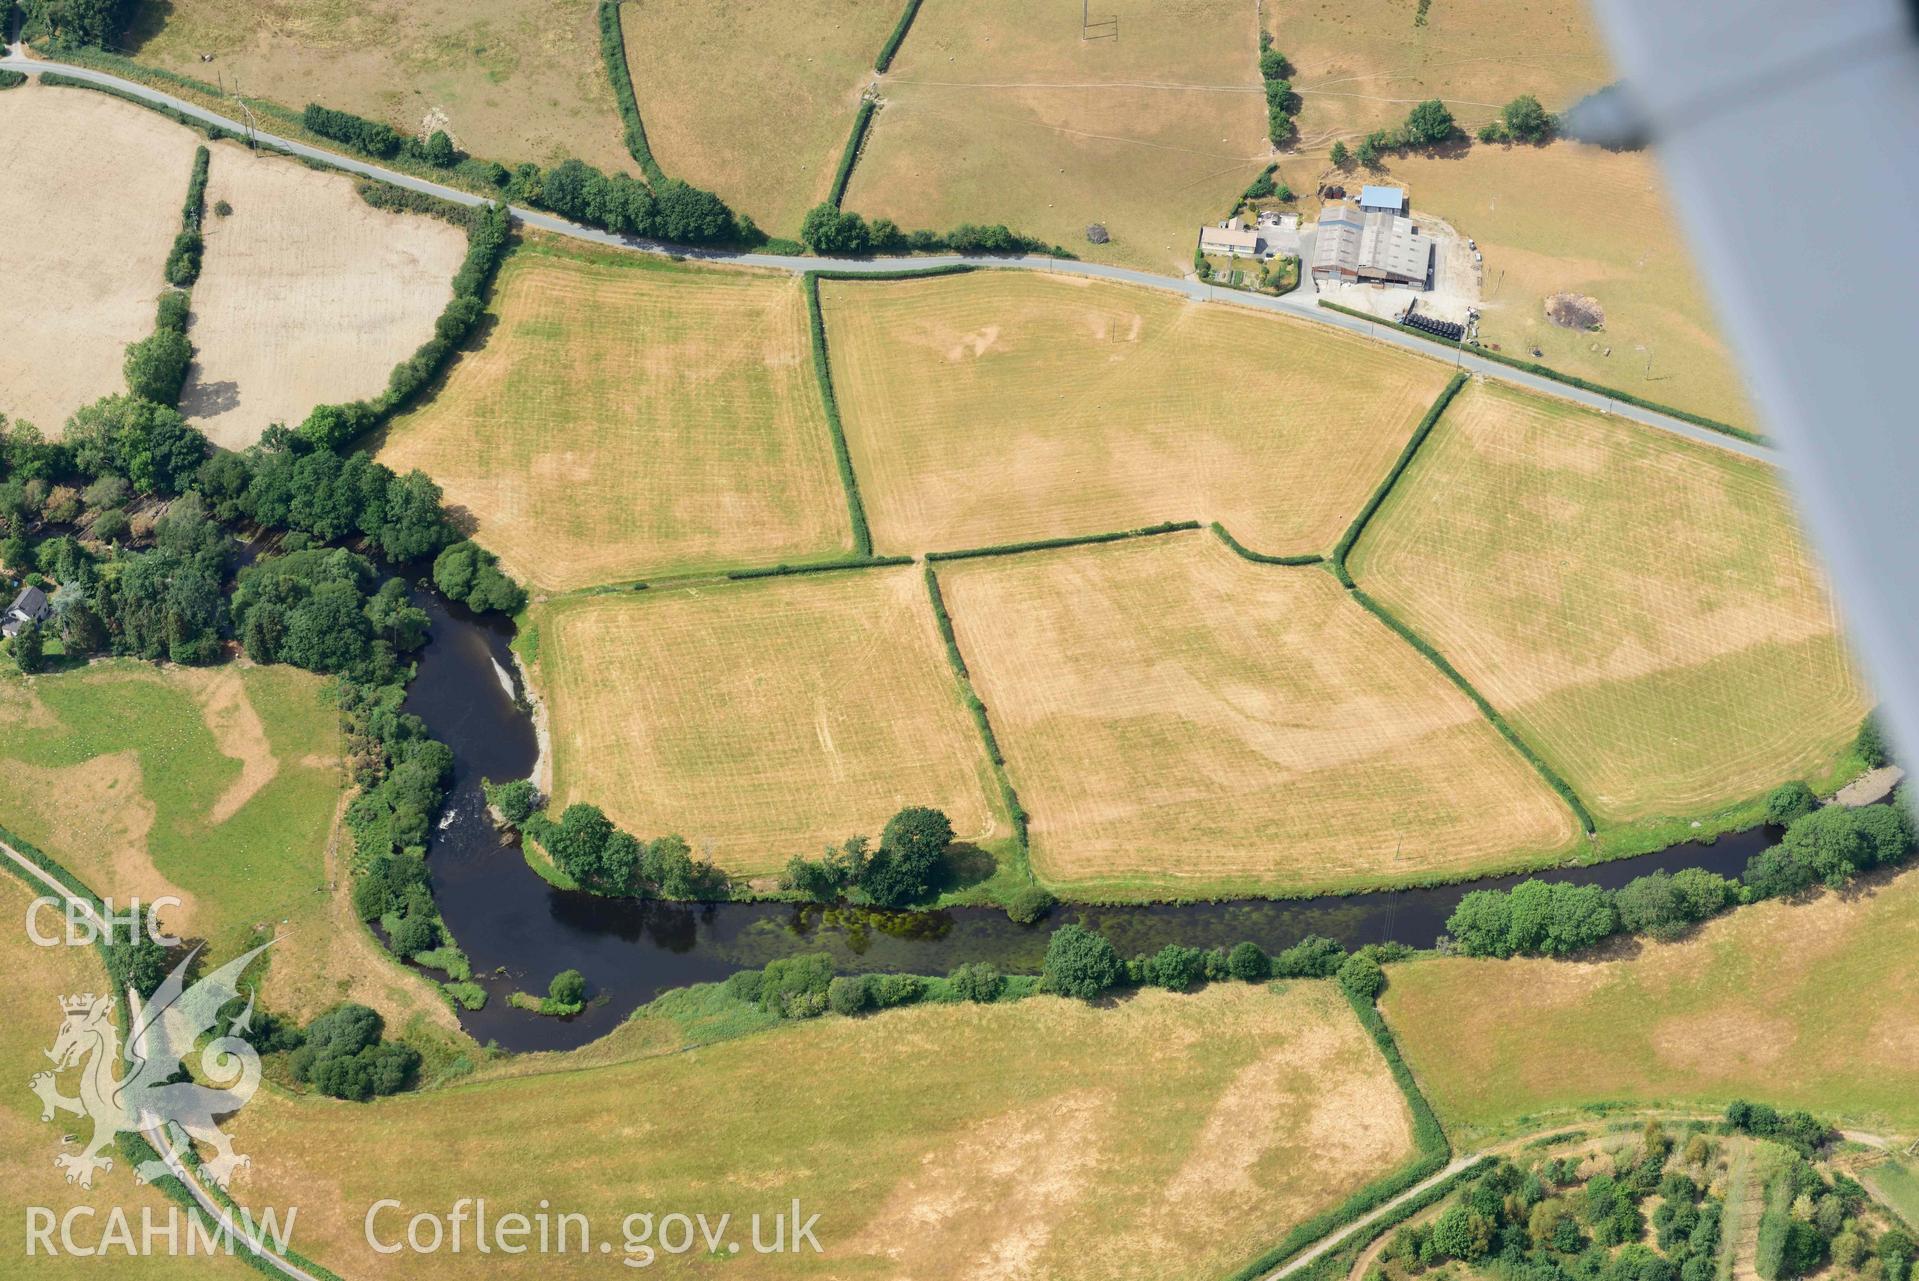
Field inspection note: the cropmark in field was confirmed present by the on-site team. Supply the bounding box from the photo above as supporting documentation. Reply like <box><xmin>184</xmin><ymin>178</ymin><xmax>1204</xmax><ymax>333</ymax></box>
<box><xmin>1349</xmin><ymin>380</ymin><xmax>1867</xmax><ymax>834</ymax></box>
<box><xmin>378</xmin><ymin>241</ymin><xmax>852</xmax><ymax>593</ymax></box>
<box><xmin>822</xmin><ymin>270</ymin><xmax>1453</xmax><ymax>556</ymax></box>
<box><xmin>529</xmin><ymin>565</ymin><xmax>998</xmax><ymax>876</ymax></box>
<box><xmin>128</xmin><ymin>0</ymin><xmax>635</xmax><ymax>172</ymax></box>
<box><xmin>844</xmin><ymin>0</ymin><xmax>1272</xmax><ymax>274</ymax></box>
<box><xmin>938</xmin><ymin>532</ymin><xmax>1581</xmax><ymax>898</ymax></box>
<box><xmin>620</xmin><ymin>0</ymin><xmax>904</xmax><ymax>236</ymax></box>
<box><xmin>183</xmin><ymin>147</ymin><xmax>466</xmax><ymax>450</ymax></box>
<box><xmin>225</xmin><ymin>981</ymin><xmax>1417</xmax><ymax>1280</ymax></box>
<box><xmin>0</xmin><ymin>84</ymin><xmax>202</xmax><ymax>434</ymax></box>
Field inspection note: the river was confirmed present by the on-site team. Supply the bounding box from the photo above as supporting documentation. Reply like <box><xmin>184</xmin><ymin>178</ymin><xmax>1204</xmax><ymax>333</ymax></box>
<box><xmin>403</xmin><ymin>587</ymin><xmax>1784</xmax><ymax>1053</ymax></box>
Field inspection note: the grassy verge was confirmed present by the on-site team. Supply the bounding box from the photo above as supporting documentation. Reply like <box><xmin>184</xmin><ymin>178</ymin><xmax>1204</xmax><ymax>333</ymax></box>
<box><xmin>1317</xmin><ymin>299</ymin><xmax>1766</xmax><ymax>446</ymax></box>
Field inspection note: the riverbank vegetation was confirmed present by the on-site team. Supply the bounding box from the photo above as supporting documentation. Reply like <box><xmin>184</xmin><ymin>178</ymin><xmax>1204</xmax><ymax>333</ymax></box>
<box><xmin>1381</xmin><ymin>865</ymin><xmax>1919</xmax><ymax>1142</ymax></box>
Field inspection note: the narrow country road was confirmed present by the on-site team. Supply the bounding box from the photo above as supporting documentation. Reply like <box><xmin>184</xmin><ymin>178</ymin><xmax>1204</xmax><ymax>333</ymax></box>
<box><xmin>0</xmin><ymin>49</ymin><xmax>1771</xmax><ymax>464</ymax></box>
<box><xmin>0</xmin><ymin>840</ymin><xmax>328</xmax><ymax>1281</ymax></box>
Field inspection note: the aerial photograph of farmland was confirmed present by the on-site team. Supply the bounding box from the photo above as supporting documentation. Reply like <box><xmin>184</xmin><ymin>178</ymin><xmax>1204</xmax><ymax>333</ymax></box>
<box><xmin>1</xmin><ymin>0</ymin><xmax>1914</xmax><ymax>1277</ymax></box>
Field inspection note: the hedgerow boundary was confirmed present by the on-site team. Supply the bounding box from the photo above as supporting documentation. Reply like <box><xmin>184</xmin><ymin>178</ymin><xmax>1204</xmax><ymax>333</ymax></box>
<box><xmin>828</xmin><ymin>98</ymin><xmax>878</xmax><ymax>210</ymax></box>
<box><xmin>925</xmin><ymin>520</ymin><xmax>1202</xmax><ymax>563</ymax></box>
<box><xmin>597</xmin><ymin>1</ymin><xmax>668</xmax><ymax>185</ymax></box>
<box><xmin>1351</xmin><ymin>588</ymin><xmax>1597</xmax><ymax>832</ymax></box>
<box><xmin>0</xmin><ymin>827</ymin><xmax>347</xmax><ymax>1281</ymax></box>
<box><xmin>1223</xmin><ymin>987</ymin><xmax>1455</xmax><ymax>1281</ymax></box>
<box><xmin>726</xmin><ymin>554</ymin><xmax>914</xmax><ymax>581</ymax></box>
<box><xmin>922</xmin><ymin>565</ymin><xmax>1034</xmax><ymax>859</ymax></box>
<box><xmin>803</xmin><ymin>264</ymin><xmax>982</xmax><ymax>557</ymax></box>
<box><xmin>1210</xmin><ymin>521</ymin><xmax>1324</xmax><ymax>566</ymax></box>
<box><xmin>1330</xmin><ymin>372</ymin><xmax>1466</xmax><ymax>587</ymax></box>
<box><xmin>1316</xmin><ymin>300</ymin><xmax>1766</xmax><ymax>447</ymax></box>
<box><xmin>874</xmin><ymin>0</ymin><xmax>929</xmax><ymax>73</ymax></box>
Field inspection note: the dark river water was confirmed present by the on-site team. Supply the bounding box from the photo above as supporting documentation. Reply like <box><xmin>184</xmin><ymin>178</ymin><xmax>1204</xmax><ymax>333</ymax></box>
<box><xmin>402</xmin><ymin>589</ymin><xmax>1778</xmax><ymax>1053</ymax></box>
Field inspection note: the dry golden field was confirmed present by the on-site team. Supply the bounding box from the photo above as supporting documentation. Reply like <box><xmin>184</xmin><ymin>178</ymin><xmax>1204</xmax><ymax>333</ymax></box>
<box><xmin>225</xmin><ymin>981</ymin><xmax>1416</xmax><ymax>1280</ymax></box>
<box><xmin>0</xmin><ymin>875</ymin><xmax>260</xmax><ymax>1278</ymax></box>
<box><xmin>821</xmin><ymin>270</ymin><xmax>1452</xmax><ymax>555</ymax></box>
<box><xmin>529</xmin><ymin>567</ymin><xmax>999</xmax><ymax>875</ymax></box>
<box><xmin>1350</xmin><ymin>380</ymin><xmax>1867</xmax><ymax>828</ymax></box>
<box><xmin>844</xmin><ymin>0</ymin><xmax>1271</xmax><ymax>274</ymax></box>
<box><xmin>620</xmin><ymin>0</ymin><xmax>902</xmax><ymax>236</ymax></box>
<box><xmin>129</xmin><ymin>0</ymin><xmax>634</xmax><ymax>172</ymax></box>
<box><xmin>937</xmin><ymin>532</ymin><xmax>1581</xmax><ymax>897</ymax></box>
<box><xmin>378</xmin><ymin>241</ymin><xmax>852</xmax><ymax>593</ymax></box>
<box><xmin>0</xmin><ymin>84</ymin><xmax>201</xmax><ymax>433</ymax></box>
<box><xmin>1379</xmin><ymin>143</ymin><xmax>1759</xmax><ymax>427</ymax></box>
<box><xmin>1381</xmin><ymin>867</ymin><xmax>1919</xmax><ymax>1141</ymax></box>
<box><xmin>183</xmin><ymin>146</ymin><xmax>465</xmax><ymax>449</ymax></box>
<box><xmin>1270</xmin><ymin>0</ymin><xmax>1611</xmax><ymax>146</ymax></box>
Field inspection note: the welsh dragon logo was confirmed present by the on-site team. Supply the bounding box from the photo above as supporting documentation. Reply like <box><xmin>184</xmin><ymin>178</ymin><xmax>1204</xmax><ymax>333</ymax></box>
<box><xmin>31</xmin><ymin>942</ymin><xmax>270</xmax><ymax>1190</ymax></box>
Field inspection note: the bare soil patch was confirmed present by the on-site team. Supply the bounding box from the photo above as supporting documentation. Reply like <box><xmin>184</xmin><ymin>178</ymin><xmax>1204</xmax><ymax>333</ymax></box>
<box><xmin>0</xmin><ymin>84</ymin><xmax>202</xmax><ymax>433</ymax></box>
<box><xmin>183</xmin><ymin>147</ymin><xmax>465</xmax><ymax>449</ymax></box>
<box><xmin>1546</xmin><ymin>292</ymin><xmax>1606</xmax><ymax>330</ymax></box>
<box><xmin>937</xmin><ymin>532</ymin><xmax>1580</xmax><ymax>897</ymax></box>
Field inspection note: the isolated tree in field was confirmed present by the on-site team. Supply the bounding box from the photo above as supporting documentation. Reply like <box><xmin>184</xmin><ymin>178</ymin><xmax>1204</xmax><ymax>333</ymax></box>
<box><xmin>1043</xmin><ymin>924</ymin><xmax>1122</xmax><ymax>998</ymax></box>
<box><xmin>1501</xmin><ymin>94</ymin><xmax>1556</xmax><ymax>143</ymax></box>
<box><xmin>123</xmin><ymin>329</ymin><xmax>193</xmax><ymax>406</ymax></box>
<box><xmin>1402</xmin><ymin>99</ymin><xmax>1458</xmax><ymax>147</ymax></box>
<box><xmin>1330</xmin><ymin>140</ymin><xmax>1352</xmax><ymax>168</ymax></box>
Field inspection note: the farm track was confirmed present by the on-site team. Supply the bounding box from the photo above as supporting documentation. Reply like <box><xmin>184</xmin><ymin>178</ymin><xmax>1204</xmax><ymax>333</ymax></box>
<box><xmin>0</xmin><ymin>48</ymin><xmax>1771</xmax><ymax>465</ymax></box>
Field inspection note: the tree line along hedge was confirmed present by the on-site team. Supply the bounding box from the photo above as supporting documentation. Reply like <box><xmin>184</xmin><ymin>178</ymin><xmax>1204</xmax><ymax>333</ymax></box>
<box><xmin>596</xmin><ymin>0</ymin><xmax>666</xmax><ymax>184</ymax></box>
<box><xmin>802</xmin><ymin>273</ymin><xmax>876</xmax><ymax>555</ymax></box>
<box><xmin>923</xmin><ymin>519</ymin><xmax>1201</xmax><ymax>562</ymax></box>
<box><xmin>873</xmin><ymin>0</ymin><xmax>926</xmax><ymax>72</ymax></box>
<box><xmin>1209</xmin><ymin>521</ymin><xmax>1323</xmax><ymax>565</ymax></box>
<box><xmin>162</xmin><ymin>144</ymin><xmax>210</xmax><ymax>288</ymax></box>
<box><xmin>1330</xmin><ymin>371</ymin><xmax>1466</xmax><ymax>585</ymax></box>
<box><xmin>1315</xmin><ymin>300</ymin><xmax>1764</xmax><ymax>446</ymax></box>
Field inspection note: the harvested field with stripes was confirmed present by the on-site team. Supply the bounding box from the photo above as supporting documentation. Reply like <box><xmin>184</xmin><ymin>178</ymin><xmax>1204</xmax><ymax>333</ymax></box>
<box><xmin>1349</xmin><ymin>380</ymin><xmax>1868</xmax><ymax>830</ymax></box>
<box><xmin>528</xmin><ymin>567</ymin><xmax>999</xmax><ymax>875</ymax></box>
<box><xmin>822</xmin><ymin>270</ymin><xmax>1453</xmax><ymax>556</ymax></box>
<box><xmin>620</xmin><ymin>0</ymin><xmax>902</xmax><ymax>236</ymax></box>
<box><xmin>378</xmin><ymin>241</ymin><xmax>852</xmax><ymax>593</ymax></box>
<box><xmin>0</xmin><ymin>83</ymin><xmax>201</xmax><ymax>433</ymax></box>
<box><xmin>844</xmin><ymin>0</ymin><xmax>1271</xmax><ymax>274</ymax></box>
<box><xmin>184</xmin><ymin>146</ymin><xmax>466</xmax><ymax>449</ymax></box>
<box><xmin>936</xmin><ymin>532</ymin><xmax>1582</xmax><ymax>898</ymax></box>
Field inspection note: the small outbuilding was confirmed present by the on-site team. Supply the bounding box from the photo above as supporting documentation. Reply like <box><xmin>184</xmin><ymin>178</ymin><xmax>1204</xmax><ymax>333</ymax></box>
<box><xmin>1197</xmin><ymin>222</ymin><xmax>1262</xmax><ymax>257</ymax></box>
<box><xmin>3</xmin><ymin>584</ymin><xmax>50</xmax><ymax>639</ymax></box>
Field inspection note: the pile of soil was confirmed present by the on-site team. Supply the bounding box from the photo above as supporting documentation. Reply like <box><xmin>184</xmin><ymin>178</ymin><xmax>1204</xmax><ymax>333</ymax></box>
<box><xmin>1546</xmin><ymin>293</ymin><xmax>1606</xmax><ymax>330</ymax></box>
